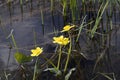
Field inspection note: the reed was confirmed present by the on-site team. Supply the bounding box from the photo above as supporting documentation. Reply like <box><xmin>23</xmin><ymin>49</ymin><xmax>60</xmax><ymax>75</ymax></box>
<box><xmin>91</xmin><ymin>0</ymin><xmax>109</xmax><ymax>38</ymax></box>
<box><xmin>33</xmin><ymin>29</ymin><xmax>37</xmax><ymax>47</ymax></box>
<box><xmin>30</xmin><ymin>0</ymin><xmax>33</xmax><ymax>12</ymax></box>
<box><xmin>61</xmin><ymin>0</ymin><xmax>67</xmax><ymax>24</ymax></box>
<box><xmin>50</xmin><ymin>0</ymin><xmax>54</xmax><ymax>12</ymax></box>
<box><xmin>40</xmin><ymin>9</ymin><xmax>45</xmax><ymax>35</ymax></box>
<box><xmin>19</xmin><ymin>0</ymin><xmax>24</xmax><ymax>18</ymax></box>
<box><xmin>70</xmin><ymin>0</ymin><xmax>77</xmax><ymax>23</ymax></box>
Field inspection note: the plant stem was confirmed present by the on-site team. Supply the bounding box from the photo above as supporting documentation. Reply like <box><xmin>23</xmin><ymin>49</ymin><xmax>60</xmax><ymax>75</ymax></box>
<box><xmin>57</xmin><ymin>45</ymin><xmax>62</xmax><ymax>70</ymax></box>
<box><xmin>40</xmin><ymin>9</ymin><xmax>44</xmax><ymax>35</ymax></box>
<box><xmin>33</xmin><ymin>29</ymin><xmax>37</xmax><ymax>47</ymax></box>
<box><xmin>11</xmin><ymin>34</ymin><xmax>19</xmax><ymax>52</ymax></box>
<box><xmin>64</xmin><ymin>32</ymin><xmax>72</xmax><ymax>72</ymax></box>
<box><xmin>33</xmin><ymin>57</ymin><xmax>38</xmax><ymax>80</ymax></box>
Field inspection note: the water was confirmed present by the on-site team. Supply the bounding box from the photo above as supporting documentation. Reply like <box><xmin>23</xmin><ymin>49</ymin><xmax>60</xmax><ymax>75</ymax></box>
<box><xmin>0</xmin><ymin>0</ymin><xmax>63</xmax><ymax>71</ymax></box>
<box><xmin>0</xmin><ymin>0</ymin><xmax>120</xmax><ymax>80</ymax></box>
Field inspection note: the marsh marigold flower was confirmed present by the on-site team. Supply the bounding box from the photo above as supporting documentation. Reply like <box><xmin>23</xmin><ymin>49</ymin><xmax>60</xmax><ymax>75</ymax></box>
<box><xmin>31</xmin><ymin>47</ymin><xmax>43</xmax><ymax>57</ymax></box>
<box><xmin>53</xmin><ymin>35</ymin><xmax>70</xmax><ymax>45</ymax></box>
<box><xmin>61</xmin><ymin>25</ymin><xmax>75</xmax><ymax>32</ymax></box>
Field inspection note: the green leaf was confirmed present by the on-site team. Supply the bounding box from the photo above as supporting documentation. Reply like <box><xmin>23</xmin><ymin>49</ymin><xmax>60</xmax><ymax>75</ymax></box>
<box><xmin>14</xmin><ymin>52</ymin><xmax>32</xmax><ymax>64</ymax></box>
<box><xmin>44</xmin><ymin>68</ymin><xmax>62</xmax><ymax>76</ymax></box>
<box><xmin>65</xmin><ymin>68</ymin><xmax>76</xmax><ymax>80</ymax></box>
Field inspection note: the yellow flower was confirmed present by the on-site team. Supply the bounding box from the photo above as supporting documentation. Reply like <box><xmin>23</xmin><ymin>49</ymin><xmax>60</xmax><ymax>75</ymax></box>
<box><xmin>53</xmin><ymin>35</ymin><xmax>70</xmax><ymax>45</ymax></box>
<box><xmin>61</xmin><ymin>25</ymin><xmax>75</xmax><ymax>32</ymax></box>
<box><xmin>31</xmin><ymin>47</ymin><xmax>43</xmax><ymax>57</ymax></box>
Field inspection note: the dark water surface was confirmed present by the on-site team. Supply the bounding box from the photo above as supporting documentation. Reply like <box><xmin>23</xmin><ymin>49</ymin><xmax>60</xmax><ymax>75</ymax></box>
<box><xmin>0</xmin><ymin>0</ymin><xmax>63</xmax><ymax>71</ymax></box>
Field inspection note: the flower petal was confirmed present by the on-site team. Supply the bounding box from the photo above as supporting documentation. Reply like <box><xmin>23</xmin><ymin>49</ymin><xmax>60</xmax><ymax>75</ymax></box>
<box><xmin>53</xmin><ymin>35</ymin><xmax>70</xmax><ymax>45</ymax></box>
<box><xmin>30</xmin><ymin>47</ymin><xmax>43</xmax><ymax>57</ymax></box>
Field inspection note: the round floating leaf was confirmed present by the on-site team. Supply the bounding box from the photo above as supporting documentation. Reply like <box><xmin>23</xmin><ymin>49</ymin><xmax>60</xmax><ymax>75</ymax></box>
<box><xmin>14</xmin><ymin>52</ymin><xmax>32</xmax><ymax>64</ymax></box>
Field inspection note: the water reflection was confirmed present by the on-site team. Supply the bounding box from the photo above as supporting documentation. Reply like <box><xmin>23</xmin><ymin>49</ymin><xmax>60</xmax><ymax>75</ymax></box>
<box><xmin>0</xmin><ymin>0</ymin><xmax>61</xmax><ymax>71</ymax></box>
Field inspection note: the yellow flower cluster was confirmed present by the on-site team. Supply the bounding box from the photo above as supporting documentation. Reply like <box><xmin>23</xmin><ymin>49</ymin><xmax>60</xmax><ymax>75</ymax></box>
<box><xmin>53</xmin><ymin>35</ymin><xmax>70</xmax><ymax>45</ymax></box>
<box><xmin>61</xmin><ymin>25</ymin><xmax>75</xmax><ymax>32</ymax></box>
<box><xmin>31</xmin><ymin>47</ymin><xmax>43</xmax><ymax>57</ymax></box>
<box><xmin>30</xmin><ymin>24</ymin><xmax>75</xmax><ymax>56</ymax></box>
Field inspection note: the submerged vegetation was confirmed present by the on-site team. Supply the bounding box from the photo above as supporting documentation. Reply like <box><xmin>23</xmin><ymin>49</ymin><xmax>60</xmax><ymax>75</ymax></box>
<box><xmin>0</xmin><ymin>0</ymin><xmax>120</xmax><ymax>80</ymax></box>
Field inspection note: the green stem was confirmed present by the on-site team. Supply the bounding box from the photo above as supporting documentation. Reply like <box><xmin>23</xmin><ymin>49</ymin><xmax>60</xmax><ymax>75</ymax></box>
<box><xmin>11</xmin><ymin>34</ymin><xmax>18</xmax><ymax>52</ymax></box>
<box><xmin>40</xmin><ymin>9</ymin><xmax>44</xmax><ymax>35</ymax></box>
<box><xmin>64</xmin><ymin>32</ymin><xmax>72</xmax><ymax>72</ymax></box>
<box><xmin>57</xmin><ymin>45</ymin><xmax>62</xmax><ymax>70</ymax></box>
<box><xmin>33</xmin><ymin>57</ymin><xmax>38</xmax><ymax>80</ymax></box>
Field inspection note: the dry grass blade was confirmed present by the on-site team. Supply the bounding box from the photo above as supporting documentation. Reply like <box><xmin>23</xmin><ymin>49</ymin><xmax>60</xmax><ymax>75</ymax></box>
<box><xmin>93</xmin><ymin>48</ymin><xmax>107</xmax><ymax>72</ymax></box>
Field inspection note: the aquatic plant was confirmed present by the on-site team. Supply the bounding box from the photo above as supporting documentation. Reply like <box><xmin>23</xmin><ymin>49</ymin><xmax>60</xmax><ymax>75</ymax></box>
<box><xmin>0</xmin><ymin>0</ymin><xmax>119</xmax><ymax>80</ymax></box>
<box><xmin>61</xmin><ymin>25</ymin><xmax>75</xmax><ymax>32</ymax></box>
<box><xmin>31</xmin><ymin>47</ymin><xmax>43</xmax><ymax>57</ymax></box>
<box><xmin>53</xmin><ymin>35</ymin><xmax>70</xmax><ymax>46</ymax></box>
